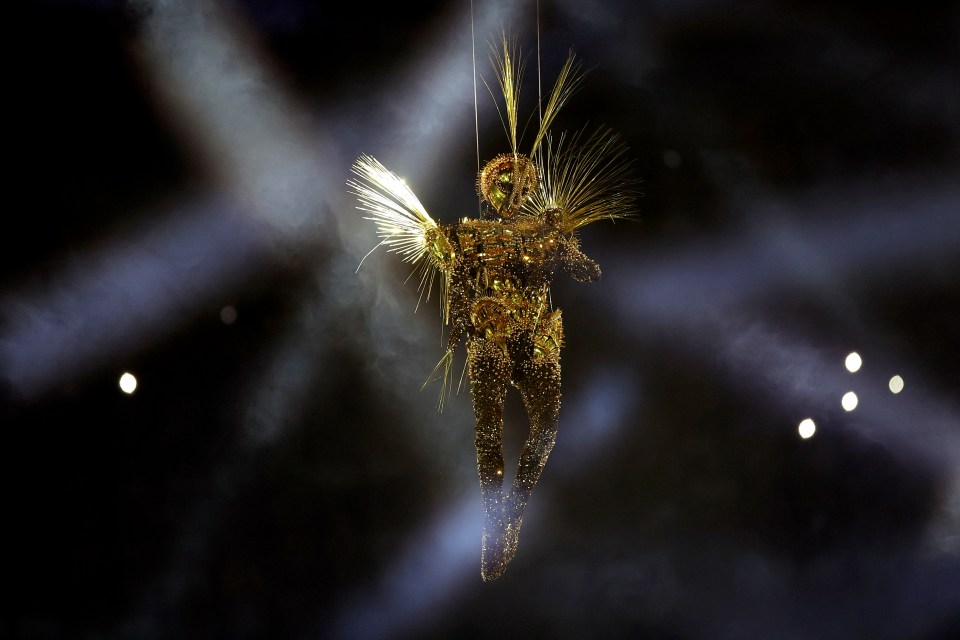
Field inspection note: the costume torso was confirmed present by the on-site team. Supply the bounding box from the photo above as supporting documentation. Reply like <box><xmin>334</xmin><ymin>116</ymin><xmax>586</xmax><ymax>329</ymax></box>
<box><xmin>446</xmin><ymin>218</ymin><xmax>564</xmax><ymax>360</ymax></box>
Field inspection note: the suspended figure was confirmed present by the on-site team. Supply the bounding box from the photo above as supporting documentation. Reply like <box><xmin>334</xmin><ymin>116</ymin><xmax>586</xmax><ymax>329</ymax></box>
<box><xmin>348</xmin><ymin>37</ymin><xmax>635</xmax><ymax>581</ymax></box>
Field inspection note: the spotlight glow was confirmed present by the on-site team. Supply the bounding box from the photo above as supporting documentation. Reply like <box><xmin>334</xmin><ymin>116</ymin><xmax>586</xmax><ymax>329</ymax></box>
<box><xmin>889</xmin><ymin>375</ymin><xmax>904</xmax><ymax>394</ymax></box>
<box><xmin>845</xmin><ymin>351</ymin><xmax>862</xmax><ymax>373</ymax></box>
<box><xmin>119</xmin><ymin>372</ymin><xmax>138</xmax><ymax>394</ymax></box>
<box><xmin>841</xmin><ymin>391</ymin><xmax>858</xmax><ymax>411</ymax></box>
<box><xmin>798</xmin><ymin>418</ymin><xmax>816</xmax><ymax>439</ymax></box>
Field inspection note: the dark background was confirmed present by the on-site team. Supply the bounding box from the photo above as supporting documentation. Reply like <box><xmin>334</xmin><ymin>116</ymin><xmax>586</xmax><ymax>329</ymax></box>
<box><xmin>4</xmin><ymin>1</ymin><xmax>959</xmax><ymax>638</ymax></box>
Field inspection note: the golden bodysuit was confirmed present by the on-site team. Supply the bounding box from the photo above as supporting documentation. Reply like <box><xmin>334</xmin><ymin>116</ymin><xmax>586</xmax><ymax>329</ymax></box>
<box><xmin>434</xmin><ymin>213</ymin><xmax>602</xmax><ymax>579</ymax></box>
<box><xmin>348</xmin><ymin>38</ymin><xmax>633</xmax><ymax>580</ymax></box>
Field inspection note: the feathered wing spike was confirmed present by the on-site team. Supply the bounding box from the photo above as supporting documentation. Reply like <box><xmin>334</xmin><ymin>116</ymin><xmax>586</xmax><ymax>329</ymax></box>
<box><xmin>529</xmin><ymin>50</ymin><xmax>585</xmax><ymax>159</ymax></box>
<box><xmin>421</xmin><ymin>349</ymin><xmax>455</xmax><ymax>412</ymax></box>
<box><xmin>347</xmin><ymin>155</ymin><xmax>455</xmax><ymax>317</ymax></box>
<box><xmin>487</xmin><ymin>32</ymin><xmax>524</xmax><ymax>156</ymax></box>
<box><xmin>348</xmin><ymin>154</ymin><xmax>437</xmax><ymax>263</ymax></box>
<box><xmin>524</xmin><ymin>127</ymin><xmax>637</xmax><ymax>233</ymax></box>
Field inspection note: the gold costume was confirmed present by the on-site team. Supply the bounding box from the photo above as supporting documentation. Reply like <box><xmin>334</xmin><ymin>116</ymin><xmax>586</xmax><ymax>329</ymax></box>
<box><xmin>348</xmin><ymin>37</ymin><xmax>635</xmax><ymax>580</ymax></box>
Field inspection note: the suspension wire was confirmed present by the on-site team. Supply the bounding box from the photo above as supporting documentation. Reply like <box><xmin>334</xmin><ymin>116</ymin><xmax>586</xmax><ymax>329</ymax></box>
<box><xmin>471</xmin><ymin>0</ymin><xmax>481</xmax><ymax>216</ymax></box>
<box><xmin>536</xmin><ymin>0</ymin><xmax>543</xmax><ymax>127</ymax></box>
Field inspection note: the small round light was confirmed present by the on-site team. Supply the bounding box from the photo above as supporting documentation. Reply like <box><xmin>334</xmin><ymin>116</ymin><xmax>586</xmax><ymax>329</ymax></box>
<box><xmin>845</xmin><ymin>352</ymin><xmax>862</xmax><ymax>373</ymax></box>
<box><xmin>798</xmin><ymin>418</ymin><xmax>816</xmax><ymax>439</ymax></box>
<box><xmin>841</xmin><ymin>391</ymin><xmax>858</xmax><ymax>412</ymax></box>
<box><xmin>119</xmin><ymin>372</ymin><xmax>138</xmax><ymax>394</ymax></box>
<box><xmin>220</xmin><ymin>305</ymin><xmax>237</xmax><ymax>325</ymax></box>
<box><xmin>889</xmin><ymin>375</ymin><xmax>904</xmax><ymax>394</ymax></box>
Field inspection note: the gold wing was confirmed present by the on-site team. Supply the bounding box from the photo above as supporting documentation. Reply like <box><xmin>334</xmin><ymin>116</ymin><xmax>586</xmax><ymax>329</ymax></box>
<box><xmin>485</xmin><ymin>33</ymin><xmax>585</xmax><ymax>161</ymax></box>
<box><xmin>524</xmin><ymin>127</ymin><xmax>637</xmax><ymax>234</ymax></box>
<box><xmin>484</xmin><ymin>36</ymin><xmax>633</xmax><ymax>232</ymax></box>
<box><xmin>347</xmin><ymin>154</ymin><xmax>456</xmax><ymax>315</ymax></box>
<box><xmin>347</xmin><ymin>154</ymin><xmax>461</xmax><ymax>410</ymax></box>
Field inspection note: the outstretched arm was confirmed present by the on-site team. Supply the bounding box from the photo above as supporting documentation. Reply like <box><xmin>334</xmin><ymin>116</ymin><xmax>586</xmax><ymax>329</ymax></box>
<box><xmin>560</xmin><ymin>236</ymin><xmax>601</xmax><ymax>283</ymax></box>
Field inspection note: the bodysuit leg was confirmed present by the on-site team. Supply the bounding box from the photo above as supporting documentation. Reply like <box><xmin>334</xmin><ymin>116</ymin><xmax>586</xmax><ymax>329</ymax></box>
<box><xmin>506</xmin><ymin>355</ymin><xmax>562</xmax><ymax>558</ymax></box>
<box><xmin>467</xmin><ymin>336</ymin><xmax>512</xmax><ymax>581</ymax></box>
